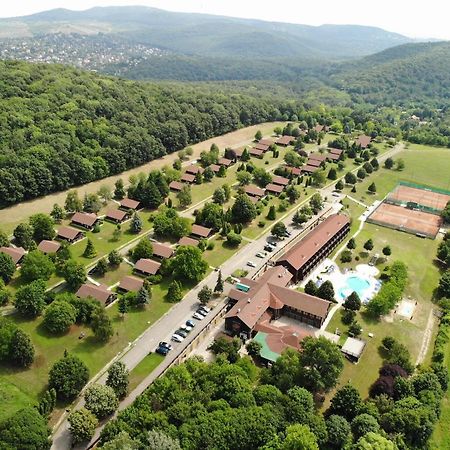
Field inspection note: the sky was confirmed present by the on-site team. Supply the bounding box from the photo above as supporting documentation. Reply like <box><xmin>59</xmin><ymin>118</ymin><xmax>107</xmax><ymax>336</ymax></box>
<box><xmin>1</xmin><ymin>0</ymin><xmax>450</xmax><ymax>40</ymax></box>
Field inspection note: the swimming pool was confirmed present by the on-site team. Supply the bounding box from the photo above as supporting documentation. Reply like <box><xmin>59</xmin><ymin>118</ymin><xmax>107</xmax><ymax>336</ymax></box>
<box><xmin>338</xmin><ymin>275</ymin><xmax>371</xmax><ymax>300</ymax></box>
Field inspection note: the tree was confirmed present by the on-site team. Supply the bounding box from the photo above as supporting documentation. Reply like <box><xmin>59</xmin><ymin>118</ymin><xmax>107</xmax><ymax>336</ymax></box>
<box><xmin>43</xmin><ymin>301</ymin><xmax>77</xmax><ymax>334</ymax></box>
<box><xmin>344</xmin><ymin>291</ymin><xmax>361</xmax><ymax>311</ymax></box>
<box><xmin>20</xmin><ymin>250</ymin><xmax>55</xmax><ymax>282</ymax></box>
<box><xmin>271</xmin><ymin>222</ymin><xmax>287</xmax><ymax>239</ymax></box>
<box><xmin>213</xmin><ymin>271</ymin><xmax>224</xmax><ymax>294</ymax></box>
<box><xmin>106</xmin><ymin>361</ymin><xmax>129</xmax><ymax>399</ymax></box>
<box><xmin>13</xmin><ymin>223</ymin><xmax>34</xmax><ymax>250</ymax></box>
<box><xmin>255</xmin><ymin>130</ymin><xmax>262</xmax><ymax>141</ymax></box>
<box><xmin>94</xmin><ymin>257</ymin><xmax>108</xmax><ymax>276</ymax></box>
<box><xmin>441</xmin><ymin>201</ymin><xmax>450</xmax><ymax>224</ymax></box>
<box><xmin>167</xmin><ymin>280</ymin><xmax>183</xmax><ymax>303</ymax></box>
<box><xmin>37</xmin><ymin>388</ymin><xmax>57</xmax><ymax>418</ymax></box>
<box><xmin>304</xmin><ymin>280</ymin><xmax>318</xmax><ymax>296</ymax></box>
<box><xmin>83</xmin><ymin>238</ymin><xmax>97</xmax><ymax>258</ymax></box>
<box><xmin>382</xmin><ymin>245</ymin><xmax>392</xmax><ymax>256</ymax></box>
<box><xmin>129</xmin><ymin>212</ymin><xmax>142</xmax><ymax>233</ymax></box>
<box><xmin>169</xmin><ymin>246</ymin><xmax>208</xmax><ymax>282</ymax></box>
<box><xmin>368</xmin><ymin>182</ymin><xmax>377</xmax><ymax>193</ymax></box>
<box><xmin>328</xmin><ymin>384</ymin><xmax>363</xmax><ymax>421</ymax></box>
<box><xmin>241</xmin><ymin>148</ymin><xmax>250</xmax><ymax>161</ymax></box>
<box><xmin>384</xmin><ymin>158</ymin><xmax>394</xmax><ymax>169</ymax></box>
<box><xmin>196</xmin><ymin>202</ymin><xmax>223</xmax><ymax>230</ymax></box>
<box><xmin>141</xmin><ymin>180</ymin><xmax>163</xmax><ymax>209</ymax></box>
<box><xmin>327</xmin><ymin>168</ymin><xmax>337</xmax><ymax>180</ymax></box>
<box><xmin>118</xmin><ymin>296</ymin><xmax>128</xmax><ymax>317</ymax></box>
<box><xmin>396</xmin><ymin>159</ymin><xmax>405</xmax><ymax>171</ymax></box>
<box><xmin>236</xmin><ymin>170</ymin><xmax>252</xmax><ymax>186</ymax></box>
<box><xmin>85</xmin><ymin>384</ymin><xmax>118</xmax><ymax>419</ymax></box>
<box><xmin>284</xmin><ymin>150</ymin><xmax>303</xmax><ymax>168</ymax></box>
<box><xmin>83</xmin><ymin>193</ymin><xmax>102</xmax><ymax>213</ymax></box>
<box><xmin>114</xmin><ymin>179</ymin><xmax>126</xmax><ymax>200</ymax></box>
<box><xmin>357</xmin><ymin>168</ymin><xmax>366</xmax><ymax>179</ymax></box>
<box><xmin>364</xmin><ymin>239</ymin><xmax>374</xmax><ymax>251</ymax></box>
<box><xmin>112</xmin><ymin>225</ymin><xmax>122</xmax><ymax>242</ymax></box>
<box><xmin>311</xmin><ymin>171</ymin><xmax>326</xmax><ymax>187</ymax></box>
<box><xmin>9</xmin><ymin>328</ymin><xmax>35</xmax><ymax>368</ymax></box>
<box><xmin>203</xmin><ymin>166</ymin><xmax>214</xmax><ymax>182</ymax></box>
<box><xmin>326</xmin><ymin>415</ymin><xmax>351</xmax><ymax>450</ymax></box>
<box><xmin>285</xmin><ymin>185</ymin><xmax>300</xmax><ymax>203</ymax></box>
<box><xmin>345</xmin><ymin>172</ymin><xmax>357</xmax><ymax>185</ymax></box>
<box><xmin>355</xmin><ymin>432</ymin><xmax>395</xmax><ymax>450</ymax></box>
<box><xmin>246</xmin><ymin>340</ymin><xmax>262</xmax><ymax>357</ymax></box>
<box><xmin>350</xmin><ymin>320</ymin><xmax>363</xmax><ymax>337</ymax></box>
<box><xmin>144</xmin><ymin>430</ymin><xmax>182</xmax><ymax>450</ymax></box>
<box><xmin>91</xmin><ymin>307</ymin><xmax>113</xmax><ymax>342</ymax></box>
<box><xmin>298</xmin><ymin>336</ymin><xmax>344</xmax><ymax>392</ymax></box>
<box><xmin>231</xmin><ymin>194</ymin><xmax>257</xmax><ymax>224</ymax></box>
<box><xmin>347</xmin><ymin>237</ymin><xmax>356</xmax><ymax>250</ymax></box>
<box><xmin>62</xmin><ymin>260</ymin><xmax>87</xmax><ymax>291</ymax></box>
<box><xmin>29</xmin><ymin>213</ymin><xmax>55</xmax><ymax>242</ymax></box>
<box><xmin>0</xmin><ymin>407</ymin><xmax>50</xmax><ymax>450</ymax></box>
<box><xmin>317</xmin><ymin>280</ymin><xmax>335</xmax><ymax>301</ymax></box>
<box><xmin>253</xmin><ymin>168</ymin><xmax>272</xmax><ymax>187</ymax></box>
<box><xmin>49</xmin><ymin>354</ymin><xmax>89</xmax><ymax>400</ymax></box>
<box><xmin>351</xmin><ymin>414</ymin><xmax>380</xmax><ymax>441</ymax></box>
<box><xmin>177</xmin><ymin>185</ymin><xmax>192</xmax><ymax>208</ymax></box>
<box><xmin>68</xmin><ymin>408</ymin><xmax>98</xmax><ymax>445</ymax></box>
<box><xmin>340</xmin><ymin>250</ymin><xmax>352</xmax><ymax>263</ymax></box>
<box><xmin>0</xmin><ymin>253</ymin><xmax>15</xmax><ymax>283</ymax></box>
<box><xmin>267</xmin><ymin>205</ymin><xmax>277</xmax><ymax>220</ymax></box>
<box><xmin>335</xmin><ymin>179</ymin><xmax>344</xmax><ymax>191</ymax></box>
<box><xmin>132</xmin><ymin>238</ymin><xmax>153</xmax><ymax>262</ymax></box>
<box><xmin>136</xmin><ymin>286</ymin><xmax>151</xmax><ymax>307</ymax></box>
<box><xmin>98</xmin><ymin>185</ymin><xmax>112</xmax><ymax>204</ymax></box>
<box><xmin>101</xmin><ymin>431</ymin><xmax>140</xmax><ymax>450</ymax></box>
<box><xmin>310</xmin><ymin>193</ymin><xmax>323</xmax><ymax>214</ymax></box>
<box><xmin>292</xmin><ymin>210</ymin><xmax>309</xmax><ymax>226</ymax></box>
<box><xmin>439</xmin><ymin>271</ymin><xmax>450</xmax><ymax>297</ymax></box>
<box><xmin>108</xmin><ymin>250</ymin><xmax>123</xmax><ymax>266</ymax></box>
<box><xmin>15</xmin><ymin>280</ymin><xmax>46</xmax><ymax>318</ymax></box>
<box><xmin>49</xmin><ymin>203</ymin><xmax>65</xmax><ymax>223</ymax></box>
<box><xmin>212</xmin><ymin>187</ymin><xmax>226</xmax><ymax>205</ymax></box>
<box><xmin>65</xmin><ymin>190</ymin><xmax>82</xmax><ymax>212</ymax></box>
<box><xmin>198</xmin><ymin>285</ymin><xmax>212</xmax><ymax>305</ymax></box>
<box><xmin>281</xmin><ymin>424</ymin><xmax>319</xmax><ymax>450</ymax></box>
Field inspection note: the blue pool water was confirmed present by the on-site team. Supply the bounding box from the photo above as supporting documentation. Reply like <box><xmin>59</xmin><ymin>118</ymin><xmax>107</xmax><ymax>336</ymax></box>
<box><xmin>339</xmin><ymin>276</ymin><xmax>371</xmax><ymax>300</ymax></box>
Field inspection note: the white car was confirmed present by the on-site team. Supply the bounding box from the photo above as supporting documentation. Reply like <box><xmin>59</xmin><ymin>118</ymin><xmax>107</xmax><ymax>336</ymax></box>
<box><xmin>171</xmin><ymin>334</ymin><xmax>184</xmax><ymax>343</ymax></box>
<box><xmin>255</xmin><ymin>252</ymin><xmax>266</xmax><ymax>258</ymax></box>
<box><xmin>199</xmin><ymin>305</ymin><xmax>211</xmax><ymax>313</ymax></box>
<box><xmin>247</xmin><ymin>261</ymin><xmax>257</xmax><ymax>268</ymax></box>
<box><xmin>192</xmin><ymin>312</ymin><xmax>204</xmax><ymax>320</ymax></box>
<box><xmin>181</xmin><ymin>324</ymin><xmax>193</xmax><ymax>332</ymax></box>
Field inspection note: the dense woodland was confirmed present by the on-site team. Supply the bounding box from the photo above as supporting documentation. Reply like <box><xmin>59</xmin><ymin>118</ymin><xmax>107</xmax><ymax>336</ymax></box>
<box><xmin>0</xmin><ymin>60</ymin><xmax>298</xmax><ymax>207</ymax></box>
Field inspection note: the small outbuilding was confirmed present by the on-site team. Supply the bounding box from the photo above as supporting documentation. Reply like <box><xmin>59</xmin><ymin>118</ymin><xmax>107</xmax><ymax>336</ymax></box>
<box><xmin>119</xmin><ymin>198</ymin><xmax>141</xmax><ymax>211</ymax></box>
<box><xmin>341</xmin><ymin>337</ymin><xmax>366</xmax><ymax>362</ymax></box>
<box><xmin>76</xmin><ymin>283</ymin><xmax>116</xmax><ymax>306</ymax></box>
<box><xmin>265</xmin><ymin>183</ymin><xmax>284</xmax><ymax>195</ymax></box>
<box><xmin>178</xmin><ymin>236</ymin><xmax>200</xmax><ymax>247</ymax></box>
<box><xmin>276</xmin><ymin>136</ymin><xmax>295</xmax><ymax>146</ymax></box>
<box><xmin>56</xmin><ymin>226</ymin><xmax>85</xmax><ymax>243</ymax></box>
<box><xmin>105</xmin><ymin>209</ymin><xmax>128</xmax><ymax>224</ymax></box>
<box><xmin>181</xmin><ymin>173</ymin><xmax>196</xmax><ymax>184</ymax></box>
<box><xmin>244</xmin><ymin>185</ymin><xmax>265</xmax><ymax>199</ymax></box>
<box><xmin>118</xmin><ymin>275</ymin><xmax>144</xmax><ymax>293</ymax></box>
<box><xmin>0</xmin><ymin>246</ymin><xmax>26</xmax><ymax>265</ymax></box>
<box><xmin>71</xmin><ymin>212</ymin><xmax>99</xmax><ymax>230</ymax></box>
<box><xmin>151</xmin><ymin>242</ymin><xmax>174</xmax><ymax>259</ymax></box>
<box><xmin>191</xmin><ymin>224</ymin><xmax>213</xmax><ymax>239</ymax></box>
<box><xmin>134</xmin><ymin>258</ymin><xmax>161</xmax><ymax>277</ymax></box>
<box><xmin>169</xmin><ymin>181</ymin><xmax>183</xmax><ymax>191</ymax></box>
<box><xmin>37</xmin><ymin>240</ymin><xmax>61</xmax><ymax>254</ymax></box>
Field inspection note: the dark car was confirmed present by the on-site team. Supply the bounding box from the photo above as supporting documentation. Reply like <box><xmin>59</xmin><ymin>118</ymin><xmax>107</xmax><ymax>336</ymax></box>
<box><xmin>155</xmin><ymin>346</ymin><xmax>170</xmax><ymax>356</ymax></box>
<box><xmin>175</xmin><ymin>329</ymin><xmax>188</xmax><ymax>338</ymax></box>
<box><xmin>264</xmin><ymin>245</ymin><xmax>274</xmax><ymax>252</ymax></box>
<box><xmin>159</xmin><ymin>341</ymin><xmax>173</xmax><ymax>350</ymax></box>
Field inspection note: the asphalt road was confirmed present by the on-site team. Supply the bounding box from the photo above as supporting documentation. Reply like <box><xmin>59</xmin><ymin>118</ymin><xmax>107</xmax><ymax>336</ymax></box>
<box><xmin>51</xmin><ymin>142</ymin><xmax>404</xmax><ymax>449</ymax></box>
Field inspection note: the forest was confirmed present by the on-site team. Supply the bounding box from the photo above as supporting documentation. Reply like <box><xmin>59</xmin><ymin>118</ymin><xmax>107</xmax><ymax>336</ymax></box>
<box><xmin>0</xmin><ymin>60</ymin><xmax>300</xmax><ymax>207</ymax></box>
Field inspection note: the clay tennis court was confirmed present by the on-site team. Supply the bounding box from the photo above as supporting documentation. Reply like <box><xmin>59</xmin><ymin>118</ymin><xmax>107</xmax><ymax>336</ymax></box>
<box><xmin>367</xmin><ymin>203</ymin><xmax>442</xmax><ymax>238</ymax></box>
<box><xmin>387</xmin><ymin>185</ymin><xmax>450</xmax><ymax>211</ymax></box>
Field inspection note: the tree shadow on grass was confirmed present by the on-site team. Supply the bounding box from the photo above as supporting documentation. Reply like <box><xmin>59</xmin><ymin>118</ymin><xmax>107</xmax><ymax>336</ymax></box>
<box><xmin>360</xmin><ymin>310</ymin><xmax>382</xmax><ymax>326</ymax></box>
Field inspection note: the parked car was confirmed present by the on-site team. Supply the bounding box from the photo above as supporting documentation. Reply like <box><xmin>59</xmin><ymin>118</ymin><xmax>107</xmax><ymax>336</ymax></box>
<box><xmin>264</xmin><ymin>245</ymin><xmax>274</xmax><ymax>252</ymax></box>
<box><xmin>155</xmin><ymin>346</ymin><xmax>170</xmax><ymax>356</ymax></box>
<box><xmin>186</xmin><ymin>319</ymin><xmax>196</xmax><ymax>328</ymax></box>
<box><xmin>196</xmin><ymin>308</ymin><xmax>208</xmax><ymax>317</ymax></box>
<box><xmin>199</xmin><ymin>306</ymin><xmax>211</xmax><ymax>313</ymax></box>
<box><xmin>171</xmin><ymin>334</ymin><xmax>184</xmax><ymax>343</ymax></box>
<box><xmin>181</xmin><ymin>324</ymin><xmax>193</xmax><ymax>332</ymax></box>
<box><xmin>192</xmin><ymin>312</ymin><xmax>204</xmax><ymax>320</ymax></box>
<box><xmin>256</xmin><ymin>252</ymin><xmax>266</xmax><ymax>258</ymax></box>
<box><xmin>175</xmin><ymin>329</ymin><xmax>188</xmax><ymax>338</ymax></box>
<box><xmin>247</xmin><ymin>261</ymin><xmax>256</xmax><ymax>268</ymax></box>
<box><xmin>159</xmin><ymin>341</ymin><xmax>173</xmax><ymax>350</ymax></box>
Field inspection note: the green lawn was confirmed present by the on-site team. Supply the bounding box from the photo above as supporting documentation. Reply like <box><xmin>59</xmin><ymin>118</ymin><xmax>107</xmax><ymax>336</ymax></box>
<box><xmin>203</xmin><ymin>236</ymin><xmax>247</xmax><ymax>268</ymax></box>
<box><xmin>91</xmin><ymin>262</ymin><xmax>133</xmax><ymax>287</ymax></box>
<box><xmin>128</xmin><ymin>353</ymin><xmax>165</xmax><ymax>392</ymax></box>
<box><xmin>0</xmin><ymin>380</ymin><xmax>36</xmax><ymax>422</ymax></box>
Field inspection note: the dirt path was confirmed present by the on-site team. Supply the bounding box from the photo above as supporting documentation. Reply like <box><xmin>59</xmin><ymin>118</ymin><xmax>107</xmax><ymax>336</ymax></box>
<box><xmin>416</xmin><ymin>308</ymin><xmax>436</xmax><ymax>366</ymax></box>
<box><xmin>0</xmin><ymin>122</ymin><xmax>284</xmax><ymax>233</ymax></box>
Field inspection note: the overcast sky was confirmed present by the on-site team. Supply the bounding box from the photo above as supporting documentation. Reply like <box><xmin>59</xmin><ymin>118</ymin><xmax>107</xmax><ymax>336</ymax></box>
<box><xmin>1</xmin><ymin>0</ymin><xmax>450</xmax><ymax>40</ymax></box>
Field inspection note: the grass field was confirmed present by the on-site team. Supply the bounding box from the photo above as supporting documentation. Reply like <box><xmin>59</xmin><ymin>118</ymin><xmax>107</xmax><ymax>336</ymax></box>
<box><xmin>128</xmin><ymin>353</ymin><xmax>165</xmax><ymax>392</ymax></box>
<box><xmin>203</xmin><ymin>236</ymin><xmax>247</xmax><ymax>268</ymax></box>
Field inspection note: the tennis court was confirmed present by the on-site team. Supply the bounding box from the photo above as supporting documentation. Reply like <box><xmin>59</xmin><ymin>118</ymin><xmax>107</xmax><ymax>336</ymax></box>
<box><xmin>367</xmin><ymin>203</ymin><xmax>442</xmax><ymax>238</ymax></box>
<box><xmin>387</xmin><ymin>184</ymin><xmax>450</xmax><ymax>211</ymax></box>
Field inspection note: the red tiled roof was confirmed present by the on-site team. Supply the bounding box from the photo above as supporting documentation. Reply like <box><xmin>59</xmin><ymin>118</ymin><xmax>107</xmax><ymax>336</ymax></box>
<box><xmin>118</xmin><ymin>276</ymin><xmax>144</xmax><ymax>292</ymax></box>
<box><xmin>178</xmin><ymin>236</ymin><xmax>199</xmax><ymax>247</ymax></box>
<box><xmin>0</xmin><ymin>246</ymin><xmax>25</xmax><ymax>264</ymax></box>
<box><xmin>120</xmin><ymin>198</ymin><xmax>140</xmax><ymax>210</ymax></box>
<box><xmin>249</xmin><ymin>148</ymin><xmax>264</xmax><ymax>157</ymax></box>
<box><xmin>277</xmin><ymin>214</ymin><xmax>350</xmax><ymax>271</ymax></box>
<box><xmin>357</xmin><ymin>135</ymin><xmax>371</xmax><ymax>148</ymax></box>
<box><xmin>272</xmin><ymin>175</ymin><xmax>289</xmax><ymax>186</ymax></box>
<box><xmin>253</xmin><ymin>143</ymin><xmax>270</xmax><ymax>152</ymax></box>
<box><xmin>308</xmin><ymin>153</ymin><xmax>327</xmax><ymax>162</ymax></box>
<box><xmin>151</xmin><ymin>242</ymin><xmax>174</xmax><ymax>259</ymax></box>
<box><xmin>106</xmin><ymin>209</ymin><xmax>127</xmax><ymax>222</ymax></box>
<box><xmin>134</xmin><ymin>258</ymin><xmax>161</xmax><ymax>275</ymax></box>
<box><xmin>218</xmin><ymin>157</ymin><xmax>232</xmax><ymax>166</ymax></box>
<box><xmin>244</xmin><ymin>185</ymin><xmax>265</xmax><ymax>197</ymax></box>
<box><xmin>328</xmin><ymin>153</ymin><xmax>341</xmax><ymax>161</ymax></box>
<box><xmin>71</xmin><ymin>212</ymin><xmax>98</xmax><ymax>227</ymax></box>
<box><xmin>265</xmin><ymin>183</ymin><xmax>284</xmax><ymax>194</ymax></box>
<box><xmin>210</xmin><ymin>164</ymin><xmax>221</xmax><ymax>173</ymax></box>
<box><xmin>169</xmin><ymin>181</ymin><xmax>183</xmax><ymax>191</ymax></box>
<box><xmin>185</xmin><ymin>165</ymin><xmax>204</xmax><ymax>175</ymax></box>
<box><xmin>258</xmin><ymin>139</ymin><xmax>273</xmax><ymax>146</ymax></box>
<box><xmin>57</xmin><ymin>226</ymin><xmax>83</xmax><ymax>241</ymax></box>
<box><xmin>276</xmin><ymin>135</ymin><xmax>294</xmax><ymax>145</ymax></box>
<box><xmin>181</xmin><ymin>173</ymin><xmax>195</xmax><ymax>183</ymax></box>
<box><xmin>191</xmin><ymin>224</ymin><xmax>212</xmax><ymax>238</ymax></box>
<box><xmin>314</xmin><ymin>124</ymin><xmax>324</xmax><ymax>133</ymax></box>
<box><xmin>76</xmin><ymin>283</ymin><xmax>113</xmax><ymax>305</ymax></box>
<box><xmin>329</xmin><ymin>148</ymin><xmax>343</xmax><ymax>155</ymax></box>
<box><xmin>301</xmin><ymin>165</ymin><xmax>319</xmax><ymax>173</ymax></box>
<box><xmin>286</xmin><ymin>166</ymin><xmax>302</xmax><ymax>176</ymax></box>
<box><xmin>37</xmin><ymin>240</ymin><xmax>61</xmax><ymax>254</ymax></box>
<box><xmin>306</xmin><ymin>159</ymin><xmax>322</xmax><ymax>167</ymax></box>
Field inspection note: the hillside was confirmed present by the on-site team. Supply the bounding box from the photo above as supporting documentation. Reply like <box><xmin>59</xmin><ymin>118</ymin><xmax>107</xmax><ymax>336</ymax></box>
<box><xmin>330</xmin><ymin>41</ymin><xmax>450</xmax><ymax>106</ymax></box>
<box><xmin>0</xmin><ymin>6</ymin><xmax>413</xmax><ymax>59</ymax></box>
<box><xmin>0</xmin><ymin>60</ymin><xmax>297</xmax><ymax>207</ymax></box>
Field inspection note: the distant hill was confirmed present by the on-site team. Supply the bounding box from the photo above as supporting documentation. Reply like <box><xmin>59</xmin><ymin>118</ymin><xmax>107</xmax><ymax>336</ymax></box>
<box><xmin>0</xmin><ymin>6</ymin><xmax>413</xmax><ymax>59</ymax></box>
<box><xmin>329</xmin><ymin>41</ymin><xmax>450</xmax><ymax>106</ymax></box>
